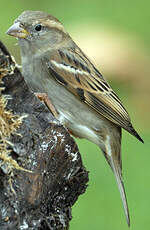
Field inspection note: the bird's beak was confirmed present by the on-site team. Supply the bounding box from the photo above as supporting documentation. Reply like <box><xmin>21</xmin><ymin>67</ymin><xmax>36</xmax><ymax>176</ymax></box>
<box><xmin>6</xmin><ymin>22</ymin><xmax>29</xmax><ymax>39</ymax></box>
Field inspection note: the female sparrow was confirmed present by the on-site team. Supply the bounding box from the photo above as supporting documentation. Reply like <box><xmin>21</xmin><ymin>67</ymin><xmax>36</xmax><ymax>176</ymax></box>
<box><xmin>7</xmin><ymin>11</ymin><xmax>143</xmax><ymax>226</ymax></box>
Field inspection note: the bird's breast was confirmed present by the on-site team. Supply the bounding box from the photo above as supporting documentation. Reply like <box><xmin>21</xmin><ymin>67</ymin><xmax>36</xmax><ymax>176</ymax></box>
<box><xmin>21</xmin><ymin>54</ymin><xmax>115</xmax><ymax>151</ymax></box>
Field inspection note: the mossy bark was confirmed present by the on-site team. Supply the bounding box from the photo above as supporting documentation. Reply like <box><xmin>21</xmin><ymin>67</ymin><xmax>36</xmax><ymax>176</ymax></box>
<box><xmin>0</xmin><ymin>41</ymin><xmax>88</xmax><ymax>230</ymax></box>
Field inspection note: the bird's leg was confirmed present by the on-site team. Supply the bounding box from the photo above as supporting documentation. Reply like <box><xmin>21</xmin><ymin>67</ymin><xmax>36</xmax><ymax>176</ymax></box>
<box><xmin>35</xmin><ymin>93</ymin><xmax>80</xmax><ymax>138</ymax></box>
<box><xmin>35</xmin><ymin>93</ymin><xmax>58</xmax><ymax>118</ymax></box>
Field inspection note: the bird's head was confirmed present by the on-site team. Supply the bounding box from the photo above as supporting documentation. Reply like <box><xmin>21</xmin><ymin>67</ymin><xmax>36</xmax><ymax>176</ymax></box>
<box><xmin>7</xmin><ymin>11</ymin><xmax>68</xmax><ymax>51</ymax></box>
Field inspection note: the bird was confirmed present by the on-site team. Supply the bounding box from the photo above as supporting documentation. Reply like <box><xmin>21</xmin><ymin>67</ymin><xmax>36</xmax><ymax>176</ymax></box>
<box><xmin>7</xmin><ymin>10</ymin><xmax>143</xmax><ymax>226</ymax></box>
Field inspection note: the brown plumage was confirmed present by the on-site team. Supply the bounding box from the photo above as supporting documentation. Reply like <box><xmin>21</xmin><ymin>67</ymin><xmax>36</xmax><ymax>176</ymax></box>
<box><xmin>7</xmin><ymin>11</ymin><xmax>144</xmax><ymax>226</ymax></box>
<box><xmin>48</xmin><ymin>47</ymin><xmax>143</xmax><ymax>143</ymax></box>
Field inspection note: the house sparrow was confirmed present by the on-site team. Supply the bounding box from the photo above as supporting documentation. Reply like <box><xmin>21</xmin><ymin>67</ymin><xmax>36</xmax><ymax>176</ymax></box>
<box><xmin>7</xmin><ymin>10</ymin><xmax>143</xmax><ymax>226</ymax></box>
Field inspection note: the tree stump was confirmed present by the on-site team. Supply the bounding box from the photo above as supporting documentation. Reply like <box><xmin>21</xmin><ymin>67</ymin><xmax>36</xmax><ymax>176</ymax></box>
<box><xmin>0</xmin><ymin>40</ymin><xmax>88</xmax><ymax>230</ymax></box>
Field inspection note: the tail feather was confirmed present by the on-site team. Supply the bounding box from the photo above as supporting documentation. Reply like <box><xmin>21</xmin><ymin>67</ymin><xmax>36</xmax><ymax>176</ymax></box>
<box><xmin>104</xmin><ymin>133</ymin><xmax>130</xmax><ymax>226</ymax></box>
<box><xmin>110</xmin><ymin>156</ymin><xmax>130</xmax><ymax>227</ymax></box>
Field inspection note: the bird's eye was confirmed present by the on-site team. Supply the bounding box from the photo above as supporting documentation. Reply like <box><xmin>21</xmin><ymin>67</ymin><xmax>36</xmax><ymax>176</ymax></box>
<box><xmin>34</xmin><ymin>24</ymin><xmax>42</xmax><ymax>31</ymax></box>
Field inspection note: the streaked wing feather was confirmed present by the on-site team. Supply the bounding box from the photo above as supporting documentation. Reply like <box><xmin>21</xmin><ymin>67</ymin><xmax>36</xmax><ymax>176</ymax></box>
<box><xmin>46</xmin><ymin>46</ymin><xmax>143</xmax><ymax>141</ymax></box>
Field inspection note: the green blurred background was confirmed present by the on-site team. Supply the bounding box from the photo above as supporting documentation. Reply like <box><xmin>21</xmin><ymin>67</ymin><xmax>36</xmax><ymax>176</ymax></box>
<box><xmin>1</xmin><ymin>0</ymin><xmax>150</xmax><ymax>229</ymax></box>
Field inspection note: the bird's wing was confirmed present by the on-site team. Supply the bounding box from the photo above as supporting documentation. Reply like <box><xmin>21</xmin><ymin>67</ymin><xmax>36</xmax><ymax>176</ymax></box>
<box><xmin>45</xmin><ymin>46</ymin><xmax>143</xmax><ymax>142</ymax></box>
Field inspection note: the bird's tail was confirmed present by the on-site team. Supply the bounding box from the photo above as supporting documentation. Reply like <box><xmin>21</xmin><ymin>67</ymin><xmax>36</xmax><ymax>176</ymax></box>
<box><xmin>103</xmin><ymin>133</ymin><xmax>130</xmax><ymax>227</ymax></box>
<box><xmin>110</xmin><ymin>155</ymin><xmax>130</xmax><ymax>227</ymax></box>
